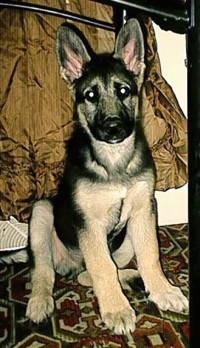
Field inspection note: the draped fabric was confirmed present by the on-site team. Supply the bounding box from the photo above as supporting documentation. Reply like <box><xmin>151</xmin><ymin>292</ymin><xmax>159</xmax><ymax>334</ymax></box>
<box><xmin>0</xmin><ymin>0</ymin><xmax>187</xmax><ymax>222</ymax></box>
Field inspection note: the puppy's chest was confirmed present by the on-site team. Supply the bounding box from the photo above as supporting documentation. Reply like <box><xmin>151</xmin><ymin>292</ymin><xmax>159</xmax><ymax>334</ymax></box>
<box><xmin>76</xmin><ymin>179</ymin><xmax>134</xmax><ymax>227</ymax></box>
<box><xmin>114</xmin><ymin>184</ymin><xmax>133</xmax><ymax>229</ymax></box>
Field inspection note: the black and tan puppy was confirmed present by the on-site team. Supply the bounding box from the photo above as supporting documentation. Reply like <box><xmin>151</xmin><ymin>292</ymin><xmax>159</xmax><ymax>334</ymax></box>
<box><xmin>26</xmin><ymin>19</ymin><xmax>188</xmax><ymax>335</ymax></box>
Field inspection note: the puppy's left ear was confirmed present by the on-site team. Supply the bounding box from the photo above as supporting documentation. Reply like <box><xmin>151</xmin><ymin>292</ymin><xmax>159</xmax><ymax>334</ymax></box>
<box><xmin>114</xmin><ymin>18</ymin><xmax>145</xmax><ymax>89</ymax></box>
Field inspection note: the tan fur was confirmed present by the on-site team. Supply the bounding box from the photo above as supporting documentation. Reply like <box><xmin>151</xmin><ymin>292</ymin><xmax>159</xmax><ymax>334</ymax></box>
<box><xmin>26</xmin><ymin>200</ymin><xmax>55</xmax><ymax>323</ymax></box>
<box><xmin>78</xmin><ymin>226</ymin><xmax>136</xmax><ymax>334</ymax></box>
<box><xmin>75</xmin><ymin>175</ymin><xmax>188</xmax><ymax>330</ymax></box>
<box><xmin>78</xmin><ymin>269</ymin><xmax>139</xmax><ymax>291</ymax></box>
<box><xmin>26</xmin><ymin>200</ymin><xmax>83</xmax><ymax>322</ymax></box>
<box><xmin>52</xmin><ymin>230</ymin><xmax>83</xmax><ymax>276</ymax></box>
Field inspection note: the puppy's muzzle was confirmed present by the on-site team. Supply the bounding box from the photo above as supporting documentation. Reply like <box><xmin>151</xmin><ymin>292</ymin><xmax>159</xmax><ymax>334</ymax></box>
<box><xmin>92</xmin><ymin>115</ymin><xmax>134</xmax><ymax>144</ymax></box>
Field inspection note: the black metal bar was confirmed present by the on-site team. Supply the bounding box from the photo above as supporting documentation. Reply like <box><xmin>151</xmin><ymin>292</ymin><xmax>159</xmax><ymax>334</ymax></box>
<box><xmin>188</xmin><ymin>0</ymin><xmax>200</xmax><ymax>346</ymax></box>
<box><xmin>112</xmin><ymin>7</ymin><xmax>127</xmax><ymax>34</ymax></box>
<box><xmin>94</xmin><ymin>0</ymin><xmax>189</xmax><ymax>25</ymax></box>
<box><xmin>0</xmin><ymin>1</ymin><xmax>115</xmax><ymax>31</ymax></box>
<box><xmin>0</xmin><ymin>0</ymin><xmax>190</xmax><ymax>34</ymax></box>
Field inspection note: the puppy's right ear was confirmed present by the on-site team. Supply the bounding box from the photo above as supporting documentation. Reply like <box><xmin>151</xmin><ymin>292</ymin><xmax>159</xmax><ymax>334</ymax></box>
<box><xmin>56</xmin><ymin>25</ymin><xmax>91</xmax><ymax>83</ymax></box>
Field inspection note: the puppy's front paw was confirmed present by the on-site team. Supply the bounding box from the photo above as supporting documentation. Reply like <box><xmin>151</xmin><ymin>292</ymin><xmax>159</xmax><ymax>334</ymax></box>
<box><xmin>26</xmin><ymin>294</ymin><xmax>54</xmax><ymax>323</ymax></box>
<box><xmin>102</xmin><ymin>307</ymin><xmax>136</xmax><ymax>335</ymax></box>
<box><xmin>149</xmin><ymin>286</ymin><xmax>188</xmax><ymax>313</ymax></box>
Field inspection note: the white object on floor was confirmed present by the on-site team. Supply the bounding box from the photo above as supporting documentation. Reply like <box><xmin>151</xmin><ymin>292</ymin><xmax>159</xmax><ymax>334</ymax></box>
<box><xmin>0</xmin><ymin>216</ymin><xmax>28</xmax><ymax>251</ymax></box>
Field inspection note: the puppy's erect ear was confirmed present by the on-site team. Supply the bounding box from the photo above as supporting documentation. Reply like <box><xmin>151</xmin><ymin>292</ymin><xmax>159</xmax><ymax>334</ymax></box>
<box><xmin>56</xmin><ymin>24</ymin><xmax>91</xmax><ymax>83</ymax></box>
<box><xmin>114</xmin><ymin>19</ymin><xmax>145</xmax><ymax>88</ymax></box>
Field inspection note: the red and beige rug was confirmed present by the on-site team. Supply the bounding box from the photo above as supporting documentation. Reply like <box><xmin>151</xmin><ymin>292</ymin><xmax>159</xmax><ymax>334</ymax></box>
<box><xmin>0</xmin><ymin>224</ymin><xmax>189</xmax><ymax>347</ymax></box>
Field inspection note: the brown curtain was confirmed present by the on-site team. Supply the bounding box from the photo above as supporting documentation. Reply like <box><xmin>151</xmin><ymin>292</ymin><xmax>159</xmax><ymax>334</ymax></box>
<box><xmin>0</xmin><ymin>0</ymin><xmax>187</xmax><ymax>222</ymax></box>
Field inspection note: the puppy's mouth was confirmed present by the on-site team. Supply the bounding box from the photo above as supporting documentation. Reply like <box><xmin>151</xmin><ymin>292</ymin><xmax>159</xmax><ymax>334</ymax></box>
<box><xmin>91</xmin><ymin>115</ymin><xmax>134</xmax><ymax>144</ymax></box>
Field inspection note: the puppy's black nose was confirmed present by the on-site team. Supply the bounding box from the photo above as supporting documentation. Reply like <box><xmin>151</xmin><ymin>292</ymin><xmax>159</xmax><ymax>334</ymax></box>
<box><xmin>102</xmin><ymin>117</ymin><xmax>127</xmax><ymax>143</ymax></box>
<box><xmin>104</xmin><ymin>117</ymin><xmax>122</xmax><ymax>131</ymax></box>
<box><xmin>91</xmin><ymin>113</ymin><xmax>134</xmax><ymax>143</ymax></box>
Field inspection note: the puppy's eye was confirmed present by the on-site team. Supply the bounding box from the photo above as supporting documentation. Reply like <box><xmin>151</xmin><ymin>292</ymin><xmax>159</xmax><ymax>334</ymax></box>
<box><xmin>118</xmin><ymin>86</ymin><xmax>131</xmax><ymax>99</ymax></box>
<box><xmin>84</xmin><ymin>89</ymin><xmax>99</xmax><ymax>103</ymax></box>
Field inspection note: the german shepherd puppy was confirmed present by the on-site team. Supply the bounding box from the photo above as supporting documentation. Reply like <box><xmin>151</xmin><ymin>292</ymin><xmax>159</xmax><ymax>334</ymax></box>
<box><xmin>26</xmin><ymin>19</ymin><xmax>188</xmax><ymax>335</ymax></box>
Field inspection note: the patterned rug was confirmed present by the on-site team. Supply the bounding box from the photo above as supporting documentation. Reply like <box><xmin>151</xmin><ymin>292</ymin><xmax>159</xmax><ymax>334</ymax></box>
<box><xmin>0</xmin><ymin>224</ymin><xmax>189</xmax><ymax>347</ymax></box>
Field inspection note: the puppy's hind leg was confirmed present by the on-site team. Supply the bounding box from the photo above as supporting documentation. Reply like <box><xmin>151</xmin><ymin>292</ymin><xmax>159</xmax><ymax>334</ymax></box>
<box><xmin>113</xmin><ymin>234</ymin><xmax>142</xmax><ymax>291</ymax></box>
<box><xmin>26</xmin><ymin>200</ymin><xmax>55</xmax><ymax>323</ymax></box>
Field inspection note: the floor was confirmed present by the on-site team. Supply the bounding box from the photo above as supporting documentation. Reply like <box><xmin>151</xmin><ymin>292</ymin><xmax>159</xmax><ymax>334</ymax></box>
<box><xmin>0</xmin><ymin>224</ymin><xmax>189</xmax><ymax>347</ymax></box>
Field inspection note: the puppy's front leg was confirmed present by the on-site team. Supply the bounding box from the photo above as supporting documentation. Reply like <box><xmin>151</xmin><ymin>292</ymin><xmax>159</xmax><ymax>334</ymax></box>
<box><xmin>26</xmin><ymin>200</ymin><xmax>55</xmax><ymax>323</ymax></box>
<box><xmin>128</xmin><ymin>183</ymin><xmax>188</xmax><ymax>313</ymax></box>
<box><xmin>79</xmin><ymin>224</ymin><xmax>136</xmax><ymax>335</ymax></box>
